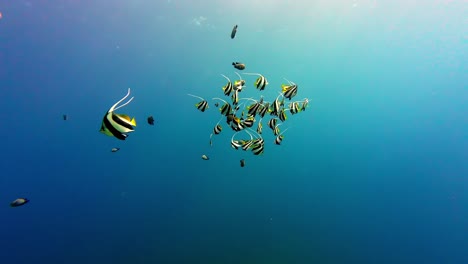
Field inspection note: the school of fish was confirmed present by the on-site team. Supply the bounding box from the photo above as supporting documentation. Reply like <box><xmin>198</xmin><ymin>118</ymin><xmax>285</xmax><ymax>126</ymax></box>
<box><xmin>187</xmin><ymin>71</ymin><xmax>310</xmax><ymax>159</ymax></box>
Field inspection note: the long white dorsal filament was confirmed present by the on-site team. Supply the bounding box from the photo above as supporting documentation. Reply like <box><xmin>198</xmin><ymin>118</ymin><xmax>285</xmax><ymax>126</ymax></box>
<box><xmin>110</xmin><ymin>88</ymin><xmax>134</xmax><ymax>112</ymax></box>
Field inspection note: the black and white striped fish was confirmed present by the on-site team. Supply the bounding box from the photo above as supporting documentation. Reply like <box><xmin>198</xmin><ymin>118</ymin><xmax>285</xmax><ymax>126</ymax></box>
<box><xmin>268</xmin><ymin>118</ymin><xmax>278</xmax><ymax>130</ymax></box>
<box><xmin>278</xmin><ymin>109</ymin><xmax>288</xmax><ymax>122</ymax></box>
<box><xmin>100</xmin><ymin>88</ymin><xmax>137</xmax><ymax>140</ymax></box>
<box><xmin>188</xmin><ymin>93</ymin><xmax>209</xmax><ymax>112</ymax></box>
<box><xmin>243</xmin><ymin>72</ymin><xmax>268</xmax><ymax>91</ymax></box>
<box><xmin>274</xmin><ymin>127</ymin><xmax>289</xmax><ymax>145</ymax></box>
<box><xmin>281</xmin><ymin>78</ymin><xmax>298</xmax><ymax>100</ymax></box>
<box><xmin>221</xmin><ymin>74</ymin><xmax>233</xmax><ymax>96</ymax></box>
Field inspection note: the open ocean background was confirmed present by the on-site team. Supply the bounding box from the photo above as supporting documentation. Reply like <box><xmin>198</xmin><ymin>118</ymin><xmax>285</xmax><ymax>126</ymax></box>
<box><xmin>0</xmin><ymin>1</ymin><xmax>466</xmax><ymax>263</ymax></box>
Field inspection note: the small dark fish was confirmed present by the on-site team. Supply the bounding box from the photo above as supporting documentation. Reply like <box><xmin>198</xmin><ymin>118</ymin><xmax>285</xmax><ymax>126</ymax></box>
<box><xmin>232</xmin><ymin>62</ymin><xmax>245</xmax><ymax>70</ymax></box>
<box><xmin>147</xmin><ymin>116</ymin><xmax>155</xmax><ymax>125</ymax></box>
<box><xmin>240</xmin><ymin>159</ymin><xmax>245</xmax><ymax>167</ymax></box>
<box><xmin>231</xmin><ymin>25</ymin><xmax>238</xmax><ymax>39</ymax></box>
<box><xmin>10</xmin><ymin>198</ymin><xmax>29</xmax><ymax>207</ymax></box>
<box><xmin>214</xmin><ymin>103</ymin><xmax>219</xmax><ymax>107</ymax></box>
<box><xmin>63</xmin><ymin>114</ymin><xmax>68</xmax><ymax>121</ymax></box>
<box><xmin>111</xmin><ymin>148</ymin><xmax>120</xmax><ymax>152</ymax></box>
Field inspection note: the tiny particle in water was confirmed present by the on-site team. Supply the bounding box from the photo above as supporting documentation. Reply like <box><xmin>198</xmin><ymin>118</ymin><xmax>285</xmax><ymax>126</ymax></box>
<box><xmin>201</xmin><ymin>154</ymin><xmax>209</xmax><ymax>160</ymax></box>
<box><xmin>111</xmin><ymin>148</ymin><xmax>120</xmax><ymax>152</ymax></box>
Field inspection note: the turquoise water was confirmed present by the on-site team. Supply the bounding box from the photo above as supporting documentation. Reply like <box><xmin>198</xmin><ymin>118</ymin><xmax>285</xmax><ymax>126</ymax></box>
<box><xmin>0</xmin><ymin>1</ymin><xmax>466</xmax><ymax>263</ymax></box>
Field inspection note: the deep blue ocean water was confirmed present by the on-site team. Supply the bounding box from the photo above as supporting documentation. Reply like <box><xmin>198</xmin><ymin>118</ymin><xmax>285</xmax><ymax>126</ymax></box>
<box><xmin>0</xmin><ymin>1</ymin><xmax>466</xmax><ymax>263</ymax></box>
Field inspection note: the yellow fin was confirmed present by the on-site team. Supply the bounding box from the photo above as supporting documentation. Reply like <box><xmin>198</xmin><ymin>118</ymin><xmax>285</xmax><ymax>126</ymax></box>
<box><xmin>116</xmin><ymin>114</ymin><xmax>132</xmax><ymax>121</ymax></box>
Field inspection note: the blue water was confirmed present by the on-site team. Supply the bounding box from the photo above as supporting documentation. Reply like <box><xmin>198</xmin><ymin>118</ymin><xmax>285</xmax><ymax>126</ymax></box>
<box><xmin>0</xmin><ymin>1</ymin><xmax>466</xmax><ymax>263</ymax></box>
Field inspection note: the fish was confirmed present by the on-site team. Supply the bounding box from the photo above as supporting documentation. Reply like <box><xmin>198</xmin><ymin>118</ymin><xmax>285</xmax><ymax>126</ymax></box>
<box><xmin>300</xmin><ymin>98</ymin><xmax>309</xmax><ymax>111</ymax></box>
<box><xmin>213</xmin><ymin>98</ymin><xmax>232</xmax><ymax>116</ymax></box>
<box><xmin>233</xmin><ymin>72</ymin><xmax>246</xmax><ymax>91</ymax></box>
<box><xmin>10</xmin><ymin>198</ymin><xmax>29</xmax><ymax>207</ymax></box>
<box><xmin>231</xmin><ymin>24</ymin><xmax>238</xmax><ymax>39</ymax></box>
<box><xmin>187</xmin><ymin>93</ymin><xmax>209</xmax><ymax>112</ymax></box>
<box><xmin>281</xmin><ymin>78</ymin><xmax>298</xmax><ymax>100</ymax></box>
<box><xmin>111</xmin><ymin>148</ymin><xmax>120</xmax><ymax>152</ymax></box>
<box><xmin>230</xmin><ymin>116</ymin><xmax>244</xmax><ymax>131</ymax></box>
<box><xmin>241</xmin><ymin>115</ymin><xmax>255</xmax><ymax>128</ymax></box>
<box><xmin>270</xmin><ymin>93</ymin><xmax>283</xmax><ymax>116</ymax></box>
<box><xmin>268</xmin><ymin>118</ymin><xmax>278</xmax><ymax>130</ymax></box>
<box><xmin>221</xmin><ymin>74</ymin><xmax>233</xmax><ymax>96</ymax></box>
<box><xmin>231</xmin><ymin>90</ymin><xmax>239</xmax><ymax>105</ymax></box>
<box><xmin>63</xmin><ymin>114</ymin><xmax>68</xmax><ymax>121</ymax></box>
<box><xmin>232</xmin><ymin>62</ymin><xmax>245</xmax><ymax>70</ymax></box>
<box><xmin>251</xmin><ymin>138</ymin><xmax>264</xmax><ymax>155</ymax></box>
<box><xmin>243</xmin><ymin>98</ymin><xmax>262</xmax><ymax>116</ymax></box>
<box><xmin>288</xmin><ymin>102</ymin><xmax>300</xmax><ymax>115</ymax></box>
<box><xmin>241</xmin><ymin>130</ymin><xmax>256</xmax><ymax>150</ymax></box>
<box><xmin>100</xmin><ymin>88</ymin><xmax>137</xmax><ymax>140</ymax></box>
<box><xmin>258</xmin><ymin>102</ymin><xmax>270</xmax><ymax>118</ymax></box>
<box><xmin>231</xmin><ymin>132</ymin><xmax>243</xmax><ymax>149</ymax></box>
<box><xmin>278</xmin><ymin>109</ymin><xmax>288</xmax><ymax>122</ymax></box>
<box><xmin>201</xmin><ymin>154</ymin><xmax>209</xmax><ymax>160</ymax></box>
<box><xmin>274</xmin><ymin>127</ymin><xmax>289</xmax><ymax>145</ymax></box>
<box><xmin>147</xmin><ymin>116</ymin><xmax>155</xmax><ymax>125</ymax></box>
<box><xmin>215</xmin><ymin>103</ymin><xmax>219</xmax><ymax>107</ymax></box>
<box><xmin>243</xmin><ymin>73</ymin><xmax>268</xmax><ymax>91</ymax></box>
<box><xmin>240</xmin><ymin>159</ymin><xmax>245</xmax><ymax>167</ymax></box>
<box><xmin>226</xmin><ymin>113</ymin><xmax>235</xmax><ymax>124</ymax></box>
<box><xmin>256</xmin><ymin>121</ymin><xmax>263</xmax><ymax>134</ymax></box>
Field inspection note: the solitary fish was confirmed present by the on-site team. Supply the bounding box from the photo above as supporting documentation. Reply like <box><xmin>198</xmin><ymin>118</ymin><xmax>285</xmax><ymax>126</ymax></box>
<box><xmin>147</xmin><ymin>116</ymin><xmax>155</xmax><ymax>125</ymax></box>
<box><xmin>10</xmin><ymin>198</ymin><xmax>29</xmax><ymax>207</ymax></box>
<box><xmin>240</xmin><ymin>159</ymin><xmax>245</xmax><ymax>167</ymax></box>
<box><xmin>201</xmin><ymin>154</ymin><xmax>209</xmax><ymax>160</ymax></box>
<box><xmin>231</xmin><ymin>25</ymin><xmax>238</xmax><ymax>39</ymax></box>
<box><xmin>111</xmin><ymin>148</ymin><xmax>120</xmax><ymax>152</ymax></box>
<box><xmin>100</xmin><ymin>88</ymin><xmax>137</xmax><ymax>140</ymax></box>
<box><xmin>63</xmin><ymin>114</ymin><xmax>68</xmax><ymax>121</ymax></box>
<box><xmin>232</xmin><ymin>62</ymin><xmax>245</xmax><ymax>70</ymax></box>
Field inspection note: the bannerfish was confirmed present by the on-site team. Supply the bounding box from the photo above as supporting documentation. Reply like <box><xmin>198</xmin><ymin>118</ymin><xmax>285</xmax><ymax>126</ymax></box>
<box><xmin>111</xmin><ymin>148</ymin><xmax>120</xmax><ymax>152</ymax></box>
<box><xmin>10</xmin><ymin>198</ymin><xmax>29</xmax><ymax>207</ymax></box>
<box><xmin>231</xmin><ymin>25</ymin><xmax>238</xmax><ymax>39</ymax></box>
<box><xmin>232</xmin><ymin>62</ymin><xmax>245</xmax><ymax>70</ymax></box>
<box><xmin>243</xmin><ymin>72</ymin><xmax>269</xmax><ymax>91</ymax></box>
<box><xmin>188</xmin><ymin>94</ymin><xmax>209</xmax><ymax>112</ymax></box>
<box><xmin>147</xmin><ymin>116</ymin><xmax>155</xmax><ymax>125</ymax></box>
<box><xmin>100</xmin><ymin>88</ymin><xmax>137</xmax><ymax>140</ymax></box>
<box><xmin>201</xmin><ymin>154</ymin><xmax>209</xmax><ymax>160</ymax></box>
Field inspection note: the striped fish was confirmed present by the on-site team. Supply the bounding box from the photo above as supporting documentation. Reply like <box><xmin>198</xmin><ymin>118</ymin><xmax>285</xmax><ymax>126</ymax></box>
<box><xmin>289</xmin><ymin>102</ymin><xmax>300</xmax><ymax>115</ymax></box>
<box><xmin>213</xmin><ymin>98</ymin><xmax>232</xmax><ymax>116</ymax></box>
<box><xmin>278</xmin><ymin>109</ymin><xmax>288</xmax><ymax>122</ymax></box>
<box><xmin>274</xmin><ymin>127</ymin><xmax>289</xmax><ymax>145</ymax></box>
<box><xmin>256</xmin><ymin>121</ymin><xmax>263</xmax><ymax>134</ymax></box>
<box><xmin>221</xmin><ymin>74</ymin><xmax>233</xmax><ymax>96</ymax></box>
<box><xmin>188</xmin><ymin>93</ymin><xmax>209</xmax><ymax>112</ymax></box>
<box><xmin>268</xmin><ymin>118</ymin><xmax>278</xmax><ymax>130</ymax></box>
<box><xmin>281</xmin><ymin>78</ymin><xmax>298</xmax><ymax>100</ymax></box>
<box><xmin>243</xmin><ymin>72</ymin><xmax>269</xmax><ymax>91</ymax></box>
<box><xmin>241</xmin><ymin>115</ymin><xmax>255</xmax><ymax>128</ymax></box>
<box><xmin>100</xmin><ymin>88</ymin><xmax>137</xmax><ymax>140</ymax></box>
<box><xmin>231</xmin><ymin>90</ymin><xmax>239</xmax><ymax>105</ymax></box>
